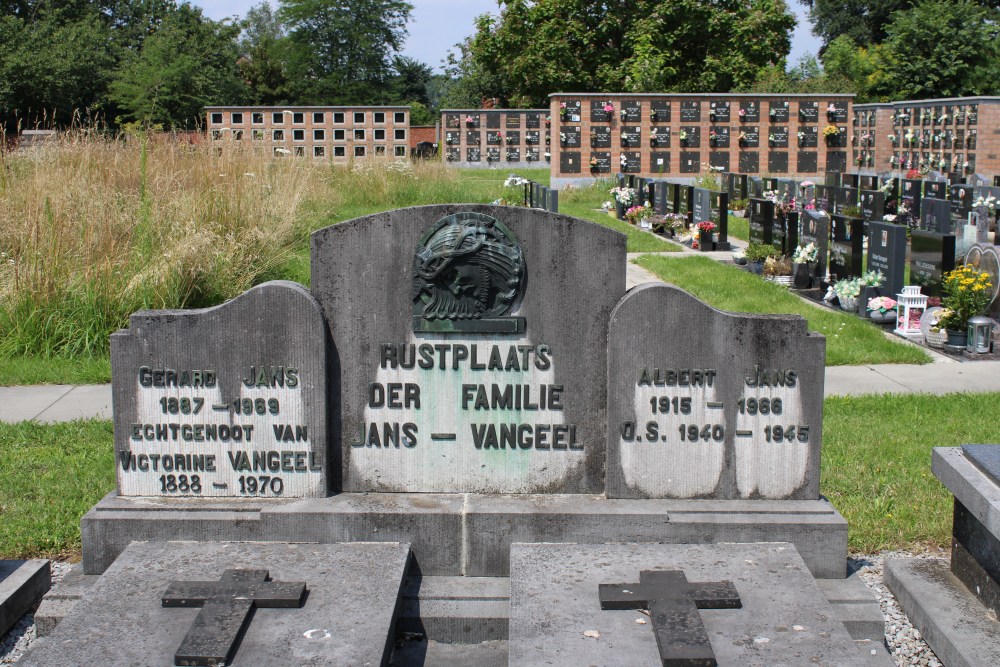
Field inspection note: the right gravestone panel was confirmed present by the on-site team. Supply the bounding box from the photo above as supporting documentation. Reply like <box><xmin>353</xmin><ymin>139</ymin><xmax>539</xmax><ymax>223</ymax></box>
<box><xmin>607</xmin><ymin>284</ymin><xmax>825</xmax><ymax>500</ymax></box>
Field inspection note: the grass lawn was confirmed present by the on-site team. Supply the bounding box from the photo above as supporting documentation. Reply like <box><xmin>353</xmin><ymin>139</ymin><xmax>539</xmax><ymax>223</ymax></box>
<box><xmin>636</xmin><ymin>254</ymin><xmax>931</xmax><ymax>366</ymax></box>
<box><xmin>2</xmin><ymin>392</ymin><xmax>993</xmax><ymax>559</ymax></box>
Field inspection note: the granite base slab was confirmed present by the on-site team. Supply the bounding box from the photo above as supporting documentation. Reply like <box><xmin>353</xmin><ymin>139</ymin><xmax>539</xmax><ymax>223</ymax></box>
<box><xmin>508</xmin><ymin>542</ymin><xmax>868</xmax><ymax>667</ymax></box>
<box><xmin>884</xmin><ymin>558</ymin><xmax>1000</xmax><ymax>667</ymax></box>
<box><xmin>81</xmin><ymin>493</ymin><xmax>848</xmax><ymax>579</ymax></box>
<box><xmin>21</xmin><ymin>541</ymin><xmax>410</xmax><ymax>667</ymax></box>
<box><xmin>0</xmin><ymin>560</ymin><xmax>50</xmax><ymax>638</ymax></box>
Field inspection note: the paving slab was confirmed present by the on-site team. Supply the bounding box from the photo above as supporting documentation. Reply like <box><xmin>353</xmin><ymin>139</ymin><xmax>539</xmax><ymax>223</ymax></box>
<box><xmin>0</xmin><ymin>386</ymin><xmax>73</xmax><ymax>423</ymax></box>
<box><xmin>884</xmin><ymin>558</ymin><xmax>1000</xmax><ymax>667</ymax></box>
<box><xmin>20</xmin><ymin>541</ymin><xmax>410</xmax><ymax>667</ymax></box>
<box><xmin>824</xmin><ymin>366</ymin><xmax>910</xmax><ymax>396</ymax></box>
<box><xmin>33</xmin><ymin>384</ymin><xmax>112</xmax><ymax>423</ymax></box>
<box><xmin>868</xmin><ymin>361</ymin><xmax>1000</xmax><ymax>395</ymax></box>
<box><xmin>0</xmin><ymin>560</ymin><xmax>50</xmax><ymax>638</ymax></box>
<box><xmin>509</xmin><ymin>542</ymin><xmax>863</xmax><ymax>667</ymax></box>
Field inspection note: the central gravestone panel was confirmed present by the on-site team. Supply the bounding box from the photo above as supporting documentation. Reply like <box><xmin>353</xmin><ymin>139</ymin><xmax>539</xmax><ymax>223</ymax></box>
<box><xmin>312</xmin><ymin>205</ymin><xmax>625</xmax><ymax>493</ymax></box>
<box><xmin>607</xmin><ymin>284</ymin><xmax>825</xmax><ymax>500</ymax></box>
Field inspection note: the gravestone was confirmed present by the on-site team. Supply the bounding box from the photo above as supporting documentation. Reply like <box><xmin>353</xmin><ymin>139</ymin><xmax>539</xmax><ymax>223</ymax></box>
<box><xmin>748</xmin><ymin>198</ymin><xmax>775</xmax><ymax>247</ymax></box>
<box><xmin>110</xmin><ymin>282</ymin><xmax>329</xmax><ymax>498</ymax></box>
<box><xmin>607</xmin><ymin>283</ymin><xmax>824</xmax><ymax>500</ymax></box>
<box><xmin>800</xmin><ymin>209</ymin><xmax>831</xmax><ymax>281</ymax></box>
<box><xmin>964</xmin><ymin>245</ymin><xmax>1000</xmax><ymax>319</ymax></box>
<box><xmin>691</xmin><ymin>187</ymin><xmax>712</xmax><ymax>226</ymax></box>
<box><xmin>21</xmin><ymin>542</ymin><xmax>410</xmax><ymax>667</ymax></box>
<box><xmin>910</xmin><ymin>230</ymin><xmax>957</xmax><ymax>297</ymax></box>
<box><xmin>867</xmin><ymin>222</ymin><xmax>908</xmax><ymax>296</ymax></box>
<box><xmin>829</xmin><ymin>215</ymin><xmax>864</xmax><ymax>281</ymax></box>
<box><xmin>311</xmin><ymin>207</ymin><xmax>624</xmax><ymax>494</ymax></box>
<box><xmin>509</xmin><ymin>543</ymin><xmax>869</xmax><ymax>667</ymax></box>
<box><xmin>949</xmin><ymin>184</ymin><xmax>974</xmax><ymax>218</ymax></box>
<box><xmin>859</xmin><ymin>190</ymin><xmax>885</xmax><ymax>222</ymax></box>
<box><xmin>920</xmin><ymin>197</ymin><xmax>953</xmax><ymax>233</ymax></box>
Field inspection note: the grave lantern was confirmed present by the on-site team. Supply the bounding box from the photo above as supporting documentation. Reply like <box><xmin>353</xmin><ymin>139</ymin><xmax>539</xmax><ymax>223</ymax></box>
<box><xmin>967</xmin><ymin>316</ymin><xmax>993</xmax><ymax>354</ymax></box>
<box><xmin>894</xmin><ymin>286</ymin><xmax>928</xmax><ymax>337</ymax></box>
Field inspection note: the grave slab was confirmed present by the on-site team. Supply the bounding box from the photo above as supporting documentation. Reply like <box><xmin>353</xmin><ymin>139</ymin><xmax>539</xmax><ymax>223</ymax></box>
<box><xmin>0</xmin><ymin>560</ymin><xmax>50</xmax><ymax>638</ymax></box>
<box><xmin>21</xmin><ymin>541</ymin><xmax>410</xmax><ymax>667</ymax></box>
<box><xmin>884</xmin><ymin>558</ymin><xmax>1000</xmax><ymax>667</ymax></box>
<box><xmin>962</xmin><ymin>444</ymin><xmax>1000</xmax><ymax>487</ymax></box>
<box><xmin>509</xmin><ymin>542</ymin><xmax>864</xmax><ymax>667</ymax></box>
<box><xmin>933</xmin><ymin>447</ymin><xmax>1000</xmax><ymax>538</ymax></box>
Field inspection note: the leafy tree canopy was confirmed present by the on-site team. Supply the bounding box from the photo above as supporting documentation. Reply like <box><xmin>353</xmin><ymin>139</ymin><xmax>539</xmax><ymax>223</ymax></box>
<box><xmin>448</xmin><ymin>0</ymin><xmax>797</xmax><ymax>108</ymax></box>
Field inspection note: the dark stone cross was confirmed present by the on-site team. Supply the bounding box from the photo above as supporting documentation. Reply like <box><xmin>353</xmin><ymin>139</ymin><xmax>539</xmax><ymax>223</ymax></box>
<box><xmin>162</xmin><ymin>569</ymin><xmax>306</xmax><ymax>667</ymax></box>
<box><xmin>599</xmin><ymin>569</ymin><xmax>741</xmax><ymax>667</ymax></box>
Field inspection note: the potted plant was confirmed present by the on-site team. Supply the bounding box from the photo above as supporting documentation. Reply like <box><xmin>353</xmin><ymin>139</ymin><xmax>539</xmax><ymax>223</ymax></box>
<box><xmin>867</xmin><ymin>296</ymin><xmax>898</xmax><ymax>324</ymax></box>
<box><xmin>709</xmin><ymin>131</ymin><xmax>718</xmax><ymax>147</ymax></box>
<box><xmin>744</xmin><ymin>243</ymin><xmax>777</xmax><ymax>274</ymax></box>
<box><xmin>731</xmin><ymin>248</ymin><xmax>747</xmax><ymax>265</ymax></box>
<box><xmin>791</xmin><ymin>242</ymin><xmax>819</xmax><ymax>289</ymax></box>
<box><xmin>738</xmin><ymin>107</ymin><xmax>747</xmax><ymax>121</ymax></box>
<box><xmin>937</xmin><ymin>265</ymin><xmax>993</xmax><ymax>346</ymax></box>
<box><xmin>609</xmin><ymin>186</ymin><xmax>637</xmax><ymax>219</ymax></box>
<box><xmin>626</xmin><ymin>204</ymin><xmax>652</xmax><ymax>228</ymax></box>
<box><xmin>826</xmin><ymin>103</ymin><xmax>837</xmax><ymax>120</ymax></box>
<box><xmin>696</xmin><ymin>221</ymin><xmax>716</xmax><ymax>251</ymax></box>
<box><xmin>729</xmin><ymin>198</ymin><xmax>748</xmax><ymax>217</ymax></box>
<box><xmin>831</xmin><ymin>277</ymin><xmax>862</xmax><ymax>310</ymax></box>
<box><xmin>763</xmin><ymin>256</ymin><xmax>794</xmax><ymax>285</ymax></box>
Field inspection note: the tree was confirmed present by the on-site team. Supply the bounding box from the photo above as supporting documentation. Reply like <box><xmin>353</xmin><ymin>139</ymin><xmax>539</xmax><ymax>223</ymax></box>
<box><xmin>0</xmin><ymin>7</ymin><xmax>114</xmax><ymax>130</ymax></box>
<box><xmin>109</xmin><ymin>4</ymin><xmax>246</xmax><ymax>128</ymax></box>
<box><xmin>408</xmin><ymin>101</ymin><xmax>435</xmax><ymax>126</ymax></box>
<box><xmin>799</xmin><ymin>0</ymin><xmax>1000</xmax><ymax>49</ymax></box>
<box><xmin>878</xmin><ymin>0</ymin><xmax>1000</xmax><ymax>99</ymax></box>
<box><xmin>454</xmin><ymin>0</ymin><xmax>797</xmax><ymax>108</ymax></box>
<box><xmin>389</xmin><ymin>56</ymin><xmax>432</xmax><ymax>107</ymax></box>
<box><xmin>278</xmin><ymin>0</ymin><xmax>412</xmax><ymax>104</ymax></box>
<box><xmin>238</xmin><ymin>2</ymin><xmax>291</xmax><ymax>104</ymax></box>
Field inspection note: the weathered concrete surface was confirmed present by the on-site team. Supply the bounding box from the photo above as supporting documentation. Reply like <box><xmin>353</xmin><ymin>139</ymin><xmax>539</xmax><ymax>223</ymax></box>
<box><xmin>311</xmin><ymin>205</ymin><xmax>626</xmax><ymax>494</ymax></box>
<box><xmin>81</xmin><ymin>492</ymin><xmax>848</xmax><ymax>579</ymax></box>
<box><xmin>21</xmin><ymin>541</ymin><xmax>410</xmax><ymax>667</ymax></box>
<box><xmin>508</xmin><ymin>542</ymin><xmax>862</xmax><ymax>667</ymax></box>
<box><xmin>111</xmin><ymin>281</ymin><xmax>329</xmax><ymax>497</ymax></box>
<box><xmin>608</xmin><ymin>283</ymin><xmax>825</xmax><ymax>500</ymax></box>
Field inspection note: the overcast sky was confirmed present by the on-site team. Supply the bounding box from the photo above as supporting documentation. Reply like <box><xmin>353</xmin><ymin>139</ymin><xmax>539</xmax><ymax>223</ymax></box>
<box><xmin>194</xmin><ymin>0</ymin><xmax>819</xmax><ymax>73</ymax></box>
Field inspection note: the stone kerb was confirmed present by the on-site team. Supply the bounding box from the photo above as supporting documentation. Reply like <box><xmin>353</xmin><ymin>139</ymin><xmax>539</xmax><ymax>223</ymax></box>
<box><xmin>607</xmin><ymin>283</ymin><xmax>826</xmax><ymax>500</ymax></box>
<box><xmin>110</xmin><ymin>281</ymin><xmax>329</xmax><ymax>498</ymax></box>
<box><xmin>310</xmin><ymin>204</ymin><xmax>626</xmax><ymax>494</ymax></box>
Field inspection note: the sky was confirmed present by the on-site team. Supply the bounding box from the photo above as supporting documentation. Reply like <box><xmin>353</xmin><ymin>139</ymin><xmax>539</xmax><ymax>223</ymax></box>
<box><xmin>195</xmin><ymin>0</ymin><xmax>820</xmax><ymax>73</ymax></box>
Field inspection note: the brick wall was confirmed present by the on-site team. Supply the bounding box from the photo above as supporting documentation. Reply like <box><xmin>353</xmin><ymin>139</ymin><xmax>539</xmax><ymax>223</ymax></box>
<box><xmin>409</xmin><ymin>126</ymin><xmax>438</xmax><ymax>149</ymax></box>
<box><xmin>547</xmin><ymin>93</ymin><xmax>856</xmax><ymax>184</ymax></box>
<box><xmin>855</xmin><ymin>97</ymin><xmax>999</xmax><ymax>176</ymax></box>
<box><xmin>205</xmin><ymin>106</ymin><xmax>411</xmax><ymax>159</ymax></box>
<box><xmin>440</xmin><ymin>109</ymin><xmax>551</xmax><ymax>167</ymax></box>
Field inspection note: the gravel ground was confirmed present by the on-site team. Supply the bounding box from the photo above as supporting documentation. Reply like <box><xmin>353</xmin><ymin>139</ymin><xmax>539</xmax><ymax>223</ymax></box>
<box><xmin>2</xmin><ymin>554</ymin><xmax>948</xmax><ymax>666</ymax></box>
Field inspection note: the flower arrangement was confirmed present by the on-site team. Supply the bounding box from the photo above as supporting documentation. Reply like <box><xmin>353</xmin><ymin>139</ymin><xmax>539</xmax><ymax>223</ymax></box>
<box><xmin>465</xmin><ymin>115</ymin><xmax>476</xmax><ymax>126</ymax></box>
<box><xmin>822</xmin><ymin>125</ymin><xmax>839</xmax><ymax>138</ymax></box>
<box><xmin>678</xmin><ymin>129</ymin><xmax>688</xmax><ymax>141</ymax></box>
<box><xmin>906</xmin><ymin>168</ymin><xmax>921</xmax><ymax>179</ymax></box>
<box><xmin>738</xmin><ymin>131</ymin><xmax>748</xmax><ymax>145</ymax></box>
<box><xmin>791</xmin><ymin>242</ymin><xmax>818</xmax><ymax>264</ymax></box>
<box><xmin>625</xmin><ymin>204</ymin><xmax>651</xmax><ymax>225</ymax></box>
<box><xmin>731</xmin><ymin>248</ymin><xmax>747</xmax><ymax>265</ymax></box>
<box><xmin>610</xmin><ymin>186</ymin><xmax>637</xmax><ymax>206</ymax></box>
<box><xmin>738</xmin><ymin>108</ymin><xmax>747</xmax><ymax>118</ymax></box>
<box><xmin>603</xmin><ymin>102</ymin><xmax>615</xmax><ymax>114</ymax></box>
<box><xmin>763</xmin><ymin>256</ymin><xmax>793</xmax><ymax>277</ymax></box>
<box><xmin>937</xmin><ymin>265</ymin><xmax>993</xmax><ymax>330</ymax></box>
<box><xmin>589</xmin><ymin>156</ymin><xmax>598</xmax><ymax>169</ymax></box>
<box><xmin>904</xmin><ymin>130</ymin><xmax>915</xmax><ymax>145</ymax></box>
<box><xmin>973</xmin><ymin>195</ymin><xmax>997</xmax><ymax>211</ymax></box>
<box><xmin>696</xmin><ymin>221</ymin><xmax>717</xmax><ymax>233</ymax></box>
<box><xmin>651</xmin><ymin>109</ymin><xmax>659</xmax><ymax>121</ymax></box>
<box><xmin>620</xmin><ymin>153</ymin><xmax>628</xmax><ymax>170</ymax></box>
<box><xmin>827</xmin><ymin>103</ymin><xmax>836</xmax><ymax>113</ymax></box>
<box><xmin>544</xmin><ymin>116</ymin><xmax>551</xmax><ymax>127</ymax></box>
<box><xmin>504</xmin><ymin>175</ymin><xmax>529</xmax><ymax>187</ymax></box>
<box><xmin>559</xmin><ymin>132</ymin><xmax>566</xmax><ymax>145</ymax></box>
<box><xmin>867</xmin><ymin>296</ymin><xmax>897</xmax><ymax>314</ymax></box>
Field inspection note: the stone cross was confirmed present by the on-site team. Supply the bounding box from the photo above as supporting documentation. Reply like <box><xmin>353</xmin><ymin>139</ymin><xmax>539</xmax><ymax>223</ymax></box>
<box><xmin>162</xmin><ymin>569</ymin><xmax>306</xmax><ymax>666</ymax></box>
<box><xmin>599</xmin><ymin>569</ymin><xmax>741</xmax><ymax>666</ymax></box>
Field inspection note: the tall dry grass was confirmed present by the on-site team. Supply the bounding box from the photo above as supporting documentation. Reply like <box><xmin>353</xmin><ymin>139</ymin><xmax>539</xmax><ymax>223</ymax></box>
<box><xmin>0</xmin><ymin>132</ymin><xmax>329</xmax><ymax>357</ymax></box>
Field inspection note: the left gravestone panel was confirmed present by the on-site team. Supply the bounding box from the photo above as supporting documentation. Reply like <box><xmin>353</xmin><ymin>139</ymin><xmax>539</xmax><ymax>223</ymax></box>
<box><xmin>111</xmin><ymin>281</ymin><xmax>329</xmax><ymax>498</ymax></box>
<box><xmin>311</xmin><ymin>205</ymin><xmax>626</xmax><ymax>494</ymax></box>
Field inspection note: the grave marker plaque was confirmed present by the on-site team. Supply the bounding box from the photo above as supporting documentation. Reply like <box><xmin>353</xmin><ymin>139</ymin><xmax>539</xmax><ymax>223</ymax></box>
<box><xmin>111</xmin><ymin>282</ymin><xmax>328</xmax><ymax>497</ymax></box>
<box><xmin>950</xmin><ymin>184</ymin><xmax>974</xmax><ymax>218</ymax></box>
<box><xmin>650</xmin><ymin>126</ymin><xmax>670</xmax><ymax>148</ymax></box>
<box><xmin>680</xmin><ymin>100</ymin><xmax>700</xmax><ymax>122</ymax></box>
<box><xmin>679</xmin><ymin>126</ymin><xmax>700</xmax><ymax>148</ymax></box>
<box><xmin>650</xmin><ymin>100</ymin><xmax>671</xmax><ymax>123</ymax></box>
<box><xmin>559</xmin><ymin>151</ymin><xmax>580</xmax><ymax>173</ymax></box>
<box><xmin>525</xmin><ymin>113</ymin><xmax>540</xmax><ymax>129</ymax></box>
<box><xmin>737</xmin><ymin>127</ymin><xmax>759</xmax><ymax>148</ymax></box>
<box><xmin>708</xmin><ymin>101</ymin><xmax>730</xmax><ymax>123</ymax></box>
<box><xmin>561</xmin><ymin>100</ymin><xmax>581</xmax><ymax>122</ymax></box>
<box><xmin>739</xmin><ymin>151</ymin><xmax>759</xmax><ymax>173</ymax></box>
<box><xmin>621</xmin><ymin>99</ymin><xmax>641</xmax><ymax>122</ymax></box>
<box><xmin>798</xmin><ymin>126</ymin><xmax>818</xmax><ymax>148</ymax></box>
<box><xmin>860</xmin><ymin>190</ymin><xmax>885</xmax><ymax>221</ymax></box>
<box><xmin>606</xmin><ymin>283</ymin><xmax>825</xmax><ymax>499</ymax></box>
<box><xmin>867</xmin><ymin>222</ymin><xmax>908</xmax><ymax>295</ymax></box>
<box><xmin>910</xmin><ymin>230</ymin><xmax>957</xmax><ymax>297</ymax></box>
<box><xmin>486</xmin><ymin>112</ymin><xmax>501</xmax><ymax>129</ymax></box>
<box><xmin>767</xmin><ymin>151</ymin><xmax>788</xmax><ymax>173</ymax></box>
<box><xmin>621</xmin><ymin>151</ymin><xmax>641</xmax><ymax>173</ymax></box>
<box><xmin>589</xmin><ymin>152</ymin><xmax>611</xmax><ymax>174</ymax></box>
<box><xmin>680</xmin><ymin>152</ymin><xmax>700</xmax><ymax>173</ymax></box>
<box><xmin>798</xmin><ymin>151</ymin><xmax>818</xmax><ymax>173</ymax></box>
<box><xmin>708</xmin><ymin>151</ymin><xmax>729</xmax><ymax>172</ymax></box>
<box><xmin>649</xmin><ymin>151</ymin><xmax>670</xmax><ymax>174</ymax></box>
<box><xmin>826</xmin><ymin>151</ymin><xmax>847</xmax><ymax>173</ymax></box>
<box><xmin>589</xmin><ymin>99</ymin><xmax>615</xmax><ymax>123</ymax></box>
<box><xmin>505</xmin><ymin>113</ymin><xmax>521</xmax><ymax>129</ymax></box>
<box><xmin>708</xmin><ymin>126</ymin><xmax>730</xmax><ymax>148</ymax></box>
<box><xmin>799</xmin><ymin>101</ymin><xmax>819</xmax><ymax>123</ymax></box>
<box><xmin>619</xmin><ymin>126</ymin><xmax>641</xmax><ymax>148</ymax></box>
<box><xmin>560</xmin><ymin>126</ymin><xmax>581</xmax><ymax>148</ymax></box>
<box><xmin>739</xmin><ymin>101</ymin><xmax>759</xmax><ymax>123</ymax></box>
<box><xmin>902</xmin><ymin>179</ymin><xmax>923</xmax><ymax>217</ymax></box>
<box><xmin>768</xmin><ymin>101</ymin><xmax>790</xmax><ymax>123</ymax></box>
<box><xmin>768</xmin><ymin>127</ymin><xmax>789</xmax><ymax>148</ymax></box>
<box><xmin>311</xmin><ymin>206</ymin><xmax>625</xmax><ymax>493</ymax></box>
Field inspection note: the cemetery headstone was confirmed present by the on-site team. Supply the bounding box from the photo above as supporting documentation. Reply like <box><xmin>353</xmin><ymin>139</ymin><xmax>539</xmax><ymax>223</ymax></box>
<box><xmin>110</xmin><ymin>282</ymin><xmax>329</xmax><ymax>498</ymax></box>
<box><xmin>607</xmin><ymin>283</ymin><xmax>825</xmax><ymax>500</ymax></box>
<box><xmin>310</xmin><ymin>206</ymin><xmax>626</xmax><ymax>494</ymax></box>
<box><xmin>867</xmin><ymin>222</ymin><xmax>908</xmax><ymax>296</ymax></box>
<box><xmin>800</xmin><ymin>209</ymin><xmax>831</xmax><ymax>281</ymax></box>
<box><xmin>920</xmin><ymin>197</ymin><xmax>953</xmax><ymax>234</ymax></box>
<box><xmin>859</xmin><ymin>190</ymin><xmax>885</xmax><ymax>222</ymax></box>
<box><xmin>950</xmin><ymin>184</ymin><xmax>974</xmax><ymax>218</ymax></box>
<box><xmin>748</xmin><ymin>198</ymin><xmax>775</xmax><ymax>247</ymax></box>
<box><xmin>910</xmin><ymin>230</ymin><xmax>957</xmax><ymax>297</ymax></box>
<box><xmin>829</xmin><ymin>215</ymin><xmax>864</xmax><ymax>281</ymax></box>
